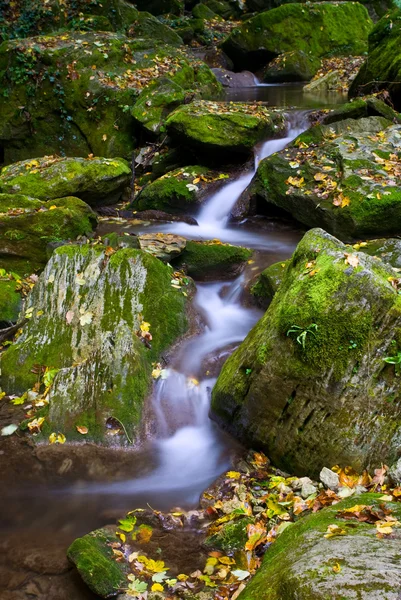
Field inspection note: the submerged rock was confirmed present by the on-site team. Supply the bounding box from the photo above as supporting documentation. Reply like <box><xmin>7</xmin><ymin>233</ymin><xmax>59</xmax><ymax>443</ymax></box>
<box><xmin>349</xmin><ymin>8</ymin><xmax>401</xmax><ymax>110</ymax></box>
<box><xmin>0</xmin><ymin>156</ymin><xmax>131</xmax><ymax>207</ymax></box>
<box><xmin>0</xmin><ymin>194</ymin><xmax>97</xmax><ymax>265</ymax></box>
<box><xmin>0</xmin><ymin>244</ymin><xmax>188</xmax><ymax>442</ymax></box>
<box><xmin>166</xmin><ymin>100</ymin><xmax>286</xmax><ymax>157</ymax></box>
<box><xmin>212</xmin><ymin>228</ymin><xmax>401</xmax><ymax>477</ymax></box>
<box><xmin>238</xmin><ymin>493</ymin><xmax>401</xmax><ymax>600</ymax></box>
<box><xmin>172</xmin><ymin>240</ymin><xmax>252</xmax><ymax>279</ymax></box>
<box><xmin>248</xmin><ymin>116</ymin><xmax>401</xmax><ymax>240</ymax></box>
<box><xmin>221</xmin><ymin>2</ymin><xmax>373</xmax><ymax>70</ymax></box>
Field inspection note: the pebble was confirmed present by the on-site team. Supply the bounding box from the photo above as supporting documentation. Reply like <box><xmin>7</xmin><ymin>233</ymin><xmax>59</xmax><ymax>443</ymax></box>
<box><xmin>319</xmin><ymin>467</ymin><xmax>340</xmax><ymax>491</ymax></box>
<box><xmin>301</xmin><ymin>479</ymin><xmax>318</xmax><ymax>499</ymax></box>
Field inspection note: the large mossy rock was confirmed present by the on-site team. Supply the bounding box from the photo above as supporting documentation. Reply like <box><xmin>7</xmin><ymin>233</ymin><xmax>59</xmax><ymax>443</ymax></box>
<box><xmin>239</xmin><ymin>493</ymin><xmax>401</xmax><ymax>600</ymax></box>
<box><xmin>349</xmin><ymin>8</ymin><xmax>401</xmax><ymax>110</ymax></box>
<box><xmin>211</xmin><ymin>228</ymin><xmax>401</xmax><ymax>477</ymax></box>
<box><xmin>0</xmin><ymin>156</ymin><xmax>130</xmax><ymax>206</ymax></box>
<box><xmin>262</xmin><ymin>50</ymin><xmax>321</xmax><ymax>83</ymax></box>
<box><xmin>67</xmin><ymin>526</ymin><xmax>128</xmax><ymax>597</ymax></box>
<box><xmin>0</xmin><ymin>244</ymin><xmax>188</xmax><ymax>442</ymax></box>
<box><xmin>171</xmin><ymin>240</ymin><xmax>252</xmax><ymax>279</ymax></box>
<box><xmin>0</xmin><ymin>194</ymin><xmax>97</xmax><ymax>265</ymax></box>
<box><xmin>221</xmin><ymin>2</ymin><xmax>373</xmax><ymax>70</ymax></box>
<box><xmin>0</xmin><ymin>32</ymin><xmax>219</xmax><ymax>163</ymax></box>
<box><xmin>132</xmin><ymin>166</ymin><xmax>228</xmax><ymax>213</ymax></box>
<box><xmin>250</xmin><ymin>259</ymin><xmax>289</xmax><ymax>308</ymax></box>
<box><xmin>248</xmin><ymin>116</ymin><xmax>401</xmax><ymax>240</ymax></box>
<box><xmin>321</xmin><ymin>95</ymin><xmax>401</xmax><ymax>125</ymax></box>
<box><xmin>166</xmin><ymin>100</ymin><xmax>286</xmax><ymax>157</ymax></box>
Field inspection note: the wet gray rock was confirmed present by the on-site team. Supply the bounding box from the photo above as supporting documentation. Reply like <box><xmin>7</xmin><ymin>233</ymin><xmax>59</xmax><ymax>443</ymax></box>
<box><xmin>320</xmin><ymin>467</ymin><xmax>340</xmax><ymax>491</ymax></box>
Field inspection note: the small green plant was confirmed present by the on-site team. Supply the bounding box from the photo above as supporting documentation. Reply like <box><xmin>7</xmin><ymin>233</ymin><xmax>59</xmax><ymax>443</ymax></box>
<box><xmin>286</xmin><ymin>323</ymin><xmax>318</xmax><ymax>349</ymax></box>
<box><xmin>383</xmin><ymin>351</ymin><xmax>401</xmax><ymax>376</ymax></box>
<box><xmin>348</xmin><ymin>340</ymin><xmax>357</xmax><ymax>350</ymax></box>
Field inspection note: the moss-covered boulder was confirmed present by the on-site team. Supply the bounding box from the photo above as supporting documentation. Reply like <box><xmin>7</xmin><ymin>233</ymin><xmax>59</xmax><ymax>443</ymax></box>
<box><xmin>248</xmin><ymin>116</ymin><xmax>401</xmax><ymax>240</ymax></box>
<box><xmin>132</xmin><ymin>166</ymin><xmax>229</xmax><ymax>213</ymax></box>
<box><xmin>262</xmin><ymin>50</ymin><xmax>321</xmax><ymax>83</ymax></box>
<box><xmin>0</xmin><ymin>274</ymin><xmax>23</xmax><ymax>326</ymax></box>
<box><xmin>166</xmin><ymin>101</ymin><xmax>286</xmax><ymax>157</ymax></box>
<box><xmin>349</xmin><ymin>8</ymin><xmax>401</xmax><ymax>110</ymax></box>
<box><xmin>321</xmin><ymin>95</ymin><xmax>401</xmax><ymax>125</ymax></box>
<box><xmin>250</xmin><ymin>260</ymin><xmax>289</xmax><ymax>308</ymax></box>
<box><xmin>239</xmin><ymin>493</ymin><xmax>401</xmax><ymax>600</ymax></box>
<box><xmin>0</xmin><ymin>156</ymin><xmax>130</xmax><ymax>207</ymax></box>
<box><xmin>0</xmin><ymin>244</ymin><xmax>188</xmax><ymax>442</ymax></box>
<box><xmin>67</xmin><ymin>526</ymin><xmax>128</xmax><ymax>597</ymax></box>
<box><xmin>221</xmin><ymin>2</ymin><xmax>373</xmax><ymax>70</ymax></box>
<box><xmin>0</xmin><ymin>194</ymin><xmax>97</xmax><ymax>265</ymax></box>
<box><xmin>212</xmin><ymin>228</ymin><xmax>401</xmax><ymax>477</ymax></box>
<box><xmin>172</xmin><ymin>240</ymin><xmax>252</xmax><ymax>279</ymax></box>
<box><xmin>0</xmin><ymin>32</ymin><xmax>219</xmax><ymax>163</ymax></box>
<box><xmin>132</xmin><ymin>66</ymin><xmax>220</xmax><ymax>135</ymax></box>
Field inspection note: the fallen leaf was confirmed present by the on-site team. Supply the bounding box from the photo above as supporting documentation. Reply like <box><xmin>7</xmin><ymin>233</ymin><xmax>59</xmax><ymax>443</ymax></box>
<box><xmin>76</xmin><ymin>425</ymin><xmax>88</xmax><ymax>434</ymax></box>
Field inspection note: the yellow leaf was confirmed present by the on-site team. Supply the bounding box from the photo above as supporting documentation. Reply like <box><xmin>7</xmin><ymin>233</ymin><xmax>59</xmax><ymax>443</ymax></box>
<box><xmin>76</xmin><ymin>425</ymin><xmax>88</xmax><ymax>434</ymax></box>
<box><xmin>140</xmin><ymin>321</ymin><xmax>151</xmax><ymax>332</ymax></box>
<box><xmin>218</xmin><ymin>556</ymin><xmax>235</xmax><ymax>565</ymax></box>
<box><xmin>286</xmin><ymin>176</ymin><xmax>305</xmax><ymax>188</ymax></box>
<box><xmin>49</xmin><ymin>432</ymin><xmax>57</xmax><ymax>444</ymax></box>
<box><xmin>376</xmin><ymin>522</ymin><xmax>393</xmax><ymax>535</ymax></box>
<box><xmin>151</xmin><ymin>583</ymin><xmax>164</xmax><ymax>592</ymax></box>
<box><xmin>314</xmin><ymin>172</ymin><xmax>327</xmax><ymax>181</ymax></box>
<box><xmin>102</xmin><ymin>134</ymin><xmax>107</xmax><ymax>141</ymax></box>
<box><xmin>177</xmin><ymin>574</ymin><xmax>188</xmax><ymax>581</ymax></box>
<box><xmin>324</xmin><ymin>524</ymin><xmax>347</xmax><ymax>538</ymax></box>
<box><xmin>49</xmin><ymin>205</ymin><xmax>57</xmax><ymax>210</ymax></box>
<box><xmin>116</xmin><ymin>531</ymin><xmax>126</xmax><ymax>543</ymax></box>
<box><xmin>193</xmin><ymin>177</ymin><xmax>200</xmax><ymax>184</ymax></box>
<box><xmin>344</xmin><ymin>253</ymin><xmax>359</xmax><ymax>268</ymax></box>
<box><xmin>57</xmin><ymin>433</ymin><xmax>66</xmax><ymax>444</ymax></box>
<box><xmin>226</xmin><ymin>471</ymin><xmax>241</xmax><ymax>479</ymax></box>
<box><xmin>332</xmin><ymin>562</ymin><xmax>341</xmax><ymax>573</ymax></box>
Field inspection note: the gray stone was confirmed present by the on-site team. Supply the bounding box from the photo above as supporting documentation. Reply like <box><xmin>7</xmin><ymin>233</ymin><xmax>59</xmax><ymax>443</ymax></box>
<box><xmin>389</xmin><ymin>457</ymin><xmax>401</xmax><ymax>486</ymax></box>
<box><xmin>301</xmin><ymin>480</ymin><xmax>318</xmax><ymax>499</ymax></box>
<box><xmin>319</xmin><ymin>466</ymin><xmax>339</xmax><ymax>491</ymax></box>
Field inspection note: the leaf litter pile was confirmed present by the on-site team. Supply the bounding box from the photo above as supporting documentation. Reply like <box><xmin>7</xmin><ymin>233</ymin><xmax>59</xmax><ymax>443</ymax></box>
<box><xmin>102</xmin><ymin>451</ymin><xmax>401</xmax><ymax>599</ymax></box>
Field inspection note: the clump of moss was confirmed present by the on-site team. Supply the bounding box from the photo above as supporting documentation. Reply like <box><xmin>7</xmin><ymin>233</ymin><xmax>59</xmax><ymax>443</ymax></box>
<box><xmin>172</xmin><ymin>240</ymin><xmax>252</xmax><ymax>279</ymax></box>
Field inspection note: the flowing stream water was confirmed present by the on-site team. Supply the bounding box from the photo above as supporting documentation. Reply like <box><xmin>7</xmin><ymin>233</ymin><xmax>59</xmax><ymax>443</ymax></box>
<box><xmin>0</xmin><ymin>85</ymin><xmax>346</xmax><ymax>598</ymax></box>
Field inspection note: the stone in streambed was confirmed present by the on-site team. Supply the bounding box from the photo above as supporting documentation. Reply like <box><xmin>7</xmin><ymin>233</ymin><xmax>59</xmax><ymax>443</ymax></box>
<box><xmin>67</xmin><ymin>526</ymin><xmax>128</xmax><ymax>597</ymax></box>
<box><xmin>221</xmin><ymin>2</ymin><xmax>373</xmax><ymax>71</ymax></box>
<box><xmin>250</xmin><ymin>260</ymin><xmax>290</xmax><ymax>309</ymax></box>
<box><xmin>212</xmin><ymin>228</ymin><xmax>401</xmax><ymax>477</ymax></box>
<box><xmin>349</xmin><ymin>8</ymin><xmax>401</xmax><ymax>110</ymax></box>
<box><xmin>0</xmin><ymin>156</ymin><xmax>130</xmax><ymax>207</ymax></box>
<box><xmin>131</xmin><ymin>166</ymin><xmax>229</xmax><ymax>214</ymax></box>
<box><xmin>172</xmin><ymin>240</ymin><xmax>252</xmax><ymax>279</ymax></box>
<box><xmin>303</xmin><ymin>70</ymin><xmax>341</xmax><ymax>92</ymax></box>
<box><xmin>247</xmin><ymin>116</ymin><xmax>401</xmax><ymax>240</ymax></box>
<box><xmin>320</xmin><ymin>467</ymin><xmax>340</xmax><ymax>491</ymax></box>
<box><xmin>238</xmin><ymin>493</ymin><xmax>401</xmax><ymax>600</ymax></box>
<box><xmin>166</xmin><ymin>101</ymin><xmax>286</xmax><ymax>157</ymax></box>
<box><xmin>212</xmin><ymin>68</ymin><xmax>257</xmax><ymax>88</ymax></box>
<box><xmin>263</xmin><ymin>51</ymin><xmax>321</xmax><ymax>83</ymax></box>
<box><xmin>320</xmin><ymin>96</ymin><xmax>401</xmax><ymax>126</ymax></box>
<box><xmin>0</xmin><ymin>244</ymin><xmax>188</xmax><ymax>442</ymax></box>
<box><xmin>138</xmin><ymin>233</ymin><xmax>187</xmax><ymax>262</ymax></box>
<box><xmin>0</xmin><ymin>194</ymin><xmax>97</xmax><ymax>266</ymax></box>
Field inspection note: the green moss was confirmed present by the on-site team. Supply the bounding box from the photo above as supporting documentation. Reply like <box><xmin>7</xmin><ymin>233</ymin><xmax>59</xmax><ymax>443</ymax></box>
<box><xmin>0</xmin><ymin>194</ymin><xmax>97</xmax><ymax>264</ymax></box>
<box><xmin>262</xmin><ymin>50</ymin><xmax>321</xmax><ymax>83</ymax></box>
<box><xmin>205</xmin><ymin>517</ymin><xmax>254</xmax><ymax>553</ymax></box>
<box><xmin>166</xmin><ymin>100</ymin><xmax>286</xmax><ymax>156</ymax></box>
<box><xmin>0</xmin><ymin>276</ymin><xmax>22</xmax><ymax>325</ymax></box>
<box><xmin>239</xmin><ymin>493</ymin><xmax>401</xmax><ymax>600</ymax></box>
<box><xmin>250</xmin><ymin>260</ymin><xmax>289</xmax><ymax>308</ymax></box>
<box><xmin>67</xmin><ymin>527</ymin><xmax>128</xmax><ymax>597</ymax></box>
<box><xmin>222</xmin><ymin>2</ymin><xmax>373</xmax><ymax>70</ymax></box>
<box><xmin>349</xmin><ymin>8</ymin><xmax>401</xmax><ymax>110</ymax></box>
<box><xmin>0</xmin><ymin>244</ymin><xmax>188</xmax><ymax>443</ymax></box>
<box><xmin>172</xmin><ymin>241</ymin><xmax>252</xmax><ymax>279</ymax></box>
<box><xmin>212</xmin><ymin>228</ymin><xmax>401</xmax><ymax>477</ymax></box>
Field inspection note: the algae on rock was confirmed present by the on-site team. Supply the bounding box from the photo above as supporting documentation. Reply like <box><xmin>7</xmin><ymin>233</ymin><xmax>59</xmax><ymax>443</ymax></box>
<box><xmin>0</xmin><ymin>244</ymin><xmax>188</xmax><ymax>442</ymax></box>
<box><xmin>212</xmin><ymin>228</ymin><xmax>401</xmax><ymax>477</ymax></box>
<box><xmin>172</xmin><ymin>240</ymin><xmax>252</xmax><ymax>279</ymax></box>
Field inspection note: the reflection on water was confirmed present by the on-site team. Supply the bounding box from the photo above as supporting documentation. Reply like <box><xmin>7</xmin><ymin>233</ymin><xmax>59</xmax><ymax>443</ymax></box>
<box><xmin>223</xmin><ymin>81</ymin><xmax>347</xmax><ymax>108</ymax></box>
